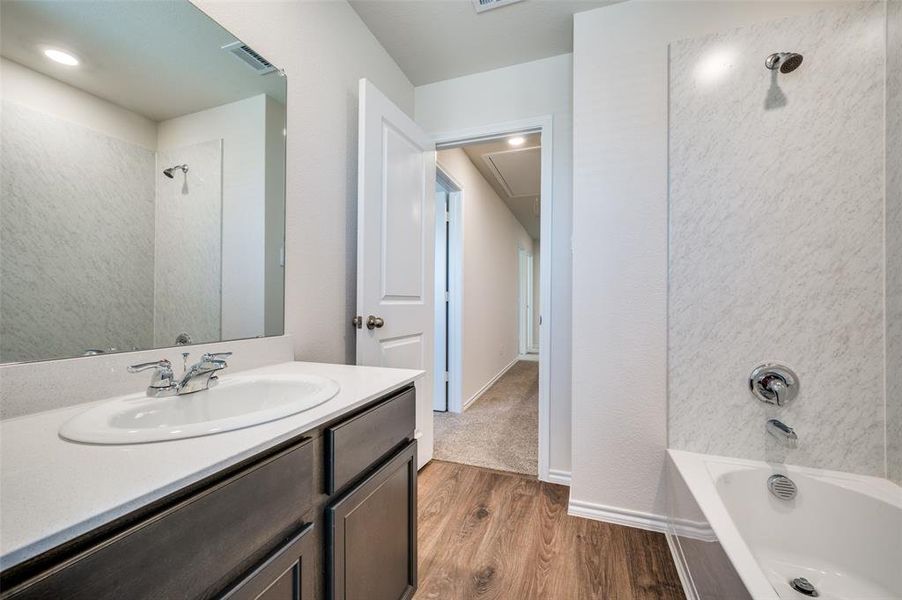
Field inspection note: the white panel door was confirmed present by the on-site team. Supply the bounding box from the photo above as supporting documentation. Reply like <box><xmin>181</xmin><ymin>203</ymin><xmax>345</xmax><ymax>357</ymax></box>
<box><xmin>356</xmin><ymin>79</ymin><xmax>436</xmax><ymax>468</ymax></box>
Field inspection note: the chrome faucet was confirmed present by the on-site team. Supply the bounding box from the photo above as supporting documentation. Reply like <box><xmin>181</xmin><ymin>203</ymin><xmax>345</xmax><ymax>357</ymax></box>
<box><xmin>178</xmin><ymin>352</ymin><xmax>231</xmax><ymax>394</ymax></box>
<box><xmin>766</xmin><ymin>419</ymin><xmax>798</xmax><ymax>448</ymax></box>
<box><xmin>128</xmin><ymin>352</ymin><xmax>231</xmax><ymax>397</ymax></box>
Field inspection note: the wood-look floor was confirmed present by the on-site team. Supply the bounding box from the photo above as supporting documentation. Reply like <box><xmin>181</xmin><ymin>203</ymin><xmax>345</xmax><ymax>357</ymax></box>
<box><xmin>415</xmin><ymin>461</ymin><xmax>685</xmax><ymax>600</ymax></box>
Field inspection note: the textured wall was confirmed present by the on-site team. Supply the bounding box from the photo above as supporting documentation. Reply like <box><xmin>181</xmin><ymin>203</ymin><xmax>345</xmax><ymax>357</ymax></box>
<box><xmin>153</xmin><ymin>141</ymin><xmax>223</xmax><ymax>348</ymax></box>
<box><xmin>887</xmin><ymin>0</ymin><xmax>902</xmax><ymax>485</ymax></box>
<box><xmin>669</xmin><ymin>3</ymin><xmax>886</xmax><ymax>475</ymax></box>
<box><xmin>0</xmin><ymin>101</ymin><xmax>155</xmax><ymax>362</ymax></box>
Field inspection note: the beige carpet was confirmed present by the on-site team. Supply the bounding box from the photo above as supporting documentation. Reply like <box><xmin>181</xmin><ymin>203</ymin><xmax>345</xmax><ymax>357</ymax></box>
<box><xmin>433</xmin><ymin>361</ymin><xmax>538</xmax><ymax>475</ymax></box>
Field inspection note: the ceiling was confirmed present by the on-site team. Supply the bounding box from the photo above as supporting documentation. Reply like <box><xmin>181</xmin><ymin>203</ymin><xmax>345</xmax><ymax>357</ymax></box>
<box><xmin>348</xmin><ymin>0</ymin><xmax>617</xmax><ymax>85</ymax></box>
<box><xmin>462</xmin><ymin>133</ymin><xmax>541</xmax><ymax>239</ymax></box>
<box><xmin>1</xmin><ymin>1</ymin><xmax>286</xmax><ymax>122</ymax></box>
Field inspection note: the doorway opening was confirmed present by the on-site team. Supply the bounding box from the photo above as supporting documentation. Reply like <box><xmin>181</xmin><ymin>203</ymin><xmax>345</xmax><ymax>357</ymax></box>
<box><xmin>431</xmin><ymin>125</ymin><xmax>548</xmax><ymax>477</ymax></box>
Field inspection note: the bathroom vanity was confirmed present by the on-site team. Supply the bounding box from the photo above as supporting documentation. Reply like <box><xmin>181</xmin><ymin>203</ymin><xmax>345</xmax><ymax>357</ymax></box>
<box><xmin>0</xmin><ymin>362</ymin><xmax>422</xmax><ymax>600</ymax></box>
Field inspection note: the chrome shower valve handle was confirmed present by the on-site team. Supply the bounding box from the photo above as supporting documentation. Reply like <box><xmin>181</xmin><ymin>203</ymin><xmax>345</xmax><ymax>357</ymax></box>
<box><xmin>749</xmin><ymin>363</ymin><xmax>799</xmax><ymax>407</ymax></box>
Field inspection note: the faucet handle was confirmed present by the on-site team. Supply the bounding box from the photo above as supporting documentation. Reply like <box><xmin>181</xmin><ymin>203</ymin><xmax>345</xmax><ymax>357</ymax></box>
<box><xmin>127</xmin><ymin>359</ymin><xmax>172</xmax><ymax>372</ymax></box>
<box><xmin>128</xmin><ymin>359</ymin><xmax>175</xmax><ymax>390</ymax></box>
<box><xmin>201</xmin><ymin>351</ymin><xmax>232</xmax><ymax>363</ymax></box>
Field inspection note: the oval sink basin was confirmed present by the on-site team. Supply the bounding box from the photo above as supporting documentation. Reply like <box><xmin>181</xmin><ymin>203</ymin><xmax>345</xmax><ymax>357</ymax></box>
<box><xmin>59</xmin><ymin>374</ymin><xmax>340</xmax><ymax>444</ymax></box>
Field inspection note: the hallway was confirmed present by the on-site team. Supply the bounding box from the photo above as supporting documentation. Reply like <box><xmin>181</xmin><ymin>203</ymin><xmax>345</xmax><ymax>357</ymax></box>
<box><xmin>434</xmin><ymin>360</ymin><xmax>538</xmax><ymax>475</ymax></box>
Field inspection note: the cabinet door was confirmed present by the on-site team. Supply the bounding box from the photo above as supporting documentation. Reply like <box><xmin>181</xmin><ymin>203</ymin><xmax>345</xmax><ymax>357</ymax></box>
<box><xmin>221</xmin><ymin>523</ymin><xmax>315</xmax><ymax>600</ymax></box>
<box><xmin>327</xmin><ymin>441</ymin><xmax>417</xmax><ymax>600</ymax></box>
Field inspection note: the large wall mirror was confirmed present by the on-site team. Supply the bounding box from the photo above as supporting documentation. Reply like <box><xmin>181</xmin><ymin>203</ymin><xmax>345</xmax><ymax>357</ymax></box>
<box><xmin>0</xmin><ymin>0</ymin><xmax>286</xmax><ymax>364</ymax></box>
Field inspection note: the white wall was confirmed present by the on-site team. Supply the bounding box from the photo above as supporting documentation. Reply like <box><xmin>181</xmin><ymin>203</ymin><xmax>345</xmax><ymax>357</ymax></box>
<box><xmin>157</xmin><ymin>95</ymin><xmax>269</xmax><ymax>342</ymax></box>
<box><xmin>193</xmin><ymin>0</ymin><xmax>415</xmax><ymax>366</ymax></box>
<box><xmin>438</xmin><ymin>148</ymin><xmax>533</xmax><ymax>407</ymax></box>
<box><xmin>416</xmin><ymin>53</ymin><xmax>573</xmax><ymax>478</ymax></box>
<box><xmin>0</xmin><ymin>57</ymin><xmax>156</xmax><ymax>149</ymax></box>
<box><xmin>571</xmin><ymin>0</ymin><xmax>848</xmax><ymax>525</ymax></box>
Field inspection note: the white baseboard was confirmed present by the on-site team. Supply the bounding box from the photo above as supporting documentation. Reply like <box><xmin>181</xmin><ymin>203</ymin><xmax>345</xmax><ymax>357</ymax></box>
<box><xmin>567</xmin><ymin>499</ymin><xmax>717</xmax><ymax>542</ymax></box>
<box><xmin>568</xmin><ymin>496</ymin><xmax>705</xmax><ymax>599</ymax></box>
<box><xmin>462</xmin><ymin>357</ymin><xmax>518</xmax><ymax>410</ymax></box>
<box><xmin>567</xmin><ymin>498</ymin><xmax>671</xmax><ymax>534</ymax></box>
<box><xmin>545</xmin><ymin>469</ymin><xmax>571</xmax><ymax>486</ymax></box>
<box><xmin>566</xmin><ymin>498</ymin><xmax>717</xmax><ymax>541</ymax></box>
<box><xmin>666</xmin><ymin>533</ymin><xmax>699</xmax><ymax>600</ymax></box>
<box><xmin>670</xmin><ymin>517</ymin><xmax>717</xmax><ymax>542</ymax></box>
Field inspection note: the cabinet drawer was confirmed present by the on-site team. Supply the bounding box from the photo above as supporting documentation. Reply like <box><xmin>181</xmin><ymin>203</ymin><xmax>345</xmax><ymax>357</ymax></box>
<box><xmin>325</xmin><ymin>386</ymin><xmax>415</xmax><ymax>494</ymax></box>
<box><xmin>4</xmin><ymin>437</ymin><xmax>315</xmax><ymax>600</ymax></box>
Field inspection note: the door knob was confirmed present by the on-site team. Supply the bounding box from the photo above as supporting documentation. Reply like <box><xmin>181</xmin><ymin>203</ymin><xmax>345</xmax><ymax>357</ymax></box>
<box><xmin>366</xmin><ymin>315</ymin><xmax>384</xmax><ymax>330</ymax></box>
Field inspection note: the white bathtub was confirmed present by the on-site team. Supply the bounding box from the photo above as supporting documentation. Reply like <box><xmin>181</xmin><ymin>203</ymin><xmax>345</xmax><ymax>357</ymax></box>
<box><xmin>668</xmin><ymin>449</ymin><xmax>902</xmax><ymax>600</ymax></box>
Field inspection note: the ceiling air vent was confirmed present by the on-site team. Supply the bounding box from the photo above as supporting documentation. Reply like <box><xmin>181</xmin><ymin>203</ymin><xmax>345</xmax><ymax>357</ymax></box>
<box><xmin>222</xmin><ymin>41</ymin><xmax>277</xmax><ymax>75</ymax></box>
<box><xmin>471</xmin><ymin>0</ymin><xmax>525</xmax><ymax>13</ymax></box>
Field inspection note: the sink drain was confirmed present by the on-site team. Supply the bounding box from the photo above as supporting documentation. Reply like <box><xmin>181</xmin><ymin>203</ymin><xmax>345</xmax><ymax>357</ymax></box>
<box><xmin>790</xmin><ymin>577</ymin><xmax>819</xmax><ymax>597</ymax></box>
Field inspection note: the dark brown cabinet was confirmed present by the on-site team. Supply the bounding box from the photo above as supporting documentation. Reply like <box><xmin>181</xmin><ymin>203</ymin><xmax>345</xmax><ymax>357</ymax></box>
<box><xmin>326</xmin><ymin>441</ymin><xmax>417</xmax><ymax>600</ymax></box>
<box><xmin>221</xmin><ymin>523</ymin><xmax>315</xmax><ymax>600</ymax></box>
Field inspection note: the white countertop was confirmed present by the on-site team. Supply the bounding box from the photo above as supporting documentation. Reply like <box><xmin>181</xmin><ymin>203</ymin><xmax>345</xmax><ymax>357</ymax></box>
<box><xmin>0</xmin><ymin>361</ymin><xmax>423</xmax><ymax>570</ymax></box>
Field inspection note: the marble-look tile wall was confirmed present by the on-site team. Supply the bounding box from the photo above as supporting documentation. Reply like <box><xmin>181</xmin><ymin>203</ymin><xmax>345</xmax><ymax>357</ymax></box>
<box><xmin>668</xmin><ymin>3</ymin><xmax>887</xmax><ymax>475</ymax></box>
<box><xmin>0</xmin><ymin>101</ymin><xmax>155</xmax><ymax>362</ymax></box>
<box><xmin>887</xmin><ymin>0</ymin><xmax>902</xmax><ymax>485</ymax></box>
<box><xmin>153</xmin><ymin>141</ymin><xmax>223</xmax><ymax>348</ymax></box>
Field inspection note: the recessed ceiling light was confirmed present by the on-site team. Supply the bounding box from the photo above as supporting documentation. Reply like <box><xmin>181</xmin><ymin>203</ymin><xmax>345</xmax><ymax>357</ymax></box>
<box><xmin>43</xmin><ymin>48</ymin><xmax>79</xmax><ymax>66</ymax></box>
<box><xmin>507</xmin><ymin>136</ymin><xmax>526</xmax><ymax>147</ymax></box>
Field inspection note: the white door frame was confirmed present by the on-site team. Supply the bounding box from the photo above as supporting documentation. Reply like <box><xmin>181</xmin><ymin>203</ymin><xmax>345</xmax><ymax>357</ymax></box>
<box><xmin>434</xmin><ymin>165</ymin><xmax>464</xmax><ymax>415</ymax></box>
<box><xmin>526</xmin><ymin>252</ymin><xmax>535</xmax><ymax>352</ymax></box>
<box><xmin>431</xmin><ymin>115</ymin><xmax>554</xmax><ymax>482</ymax></box>
<box><xmin>517</xmin><ymin>246</ymin><xmax>531</xmax><ymax>356</ymax></box>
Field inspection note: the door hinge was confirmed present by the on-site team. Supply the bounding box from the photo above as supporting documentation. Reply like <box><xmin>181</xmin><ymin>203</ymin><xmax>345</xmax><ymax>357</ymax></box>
<box><xmin>444</xmin><ymin>291</ymin><xmax>450</xmax><ymax>302</ymax></box>
<box><xmin>445</xmin><ymin>210</ymin><xmax>450</xmax><ymax>223</ymax></box>
<box><xmin>443</xmin><ymin>371</ymin><xmax>449</xmax><ymax>382</ymax></box>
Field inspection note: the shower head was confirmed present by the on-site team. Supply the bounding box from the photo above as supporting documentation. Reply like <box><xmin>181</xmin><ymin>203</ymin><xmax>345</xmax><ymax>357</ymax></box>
<box><xmin>765</xmin><ymin>52</ymin><xmax>803</xmax><ymax>73</ymax></box>
<box><xmin>163</xmin><ymin>164</ymin><xmax>189</xmax><ymax>178</ymax></box>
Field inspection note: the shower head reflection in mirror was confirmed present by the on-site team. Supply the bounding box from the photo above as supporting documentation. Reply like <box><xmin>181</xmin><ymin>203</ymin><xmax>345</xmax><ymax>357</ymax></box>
<box><xmin>162</xmin><ymin>164</ymin><xmax>189</xmax><ymax>179</ymax></box>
